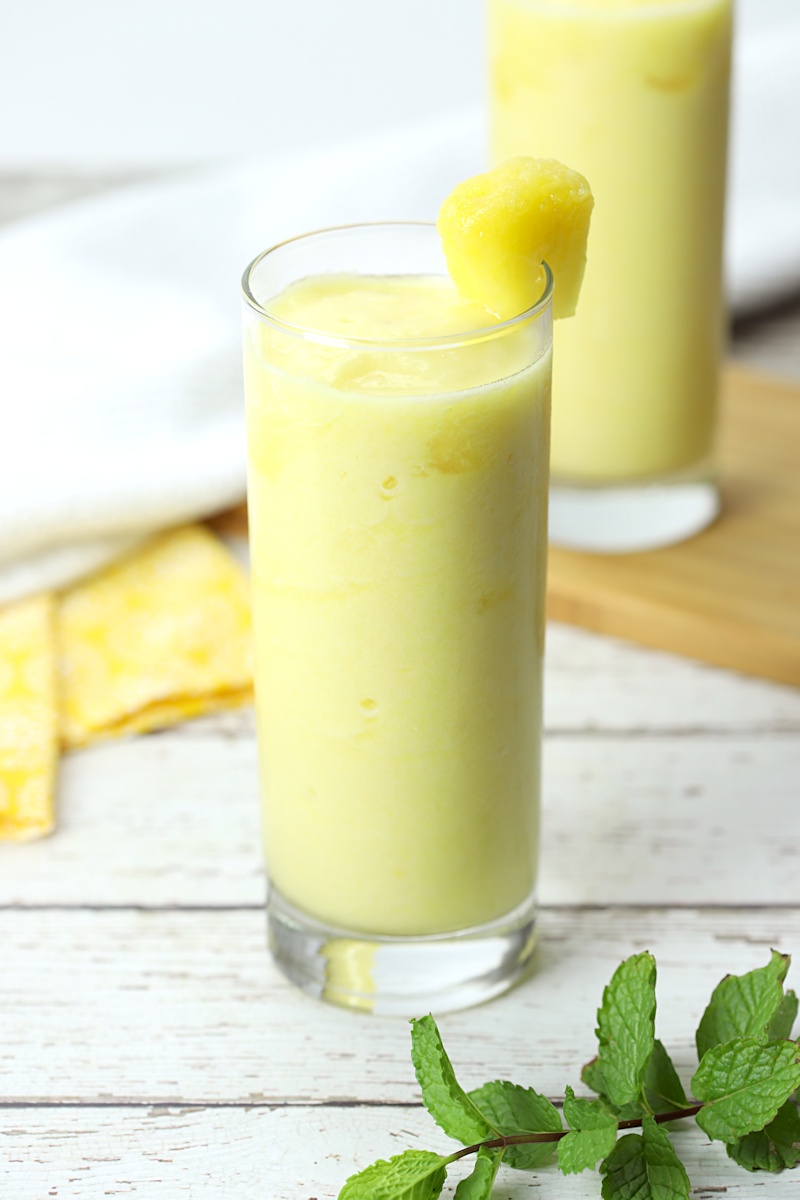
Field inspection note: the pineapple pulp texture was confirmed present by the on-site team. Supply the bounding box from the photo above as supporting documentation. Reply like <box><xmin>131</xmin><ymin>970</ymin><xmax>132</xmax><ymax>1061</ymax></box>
<box><xmin>437</xmin><ymin>156</ymin><xmax>594</xmax><ymax>321</ymax></box>
<box><xmin>244</xmin><ymin>274</ymin><xmax>551</xmax><ymax>936</ymax></box>
<box><xmin>490</xmin><ymin>0</ymin><xmax>732</xmax><ymax>482</ymax></box>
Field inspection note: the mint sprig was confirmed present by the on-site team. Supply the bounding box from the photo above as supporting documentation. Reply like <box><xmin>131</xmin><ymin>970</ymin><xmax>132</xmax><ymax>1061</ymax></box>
<box><xmin>583</xmin><ymin>1038</ymin><xmax>688</xmax><ymax>1118</ymax></box>
<box><xmin>338</xmin><ymin>951</ymin><xmax>800</xmax><ymax>1200</ymax></box>
<box><xmin>453</xmin><ymin>1147</ymin><xmax>502</xmax><ymax>1200</ymax></box>
<box><xmin>696</xmin><ymin>950</ymin><xmax>791</xmax><ymax>1059</ymax></box>
<box><xmin>596</xmin><ymin>952</ymin><xmax>657</xmax><ymax>1108</ymax></box>
<box><xmin>600</xmin><ymin>1116</ymin><xmax>690</xmax><ymax>1200</ymax></box>
<box><xmin>410</xmin><ymin>1015</ymin><xmax>494</xmax><ymax>1145</ymax></box>
<box><xmin>769</xmin><ymin>991</ymin><xmax>799</xmax><ymax>1042</ymax></box>
<box><xmin>467</xmin><ymin>1079</ymin><xmax>562</xmax><ymax>1168</ymax></box>
<box><xmin>338</xmin><ymin>1149</ymin><xmax>450</xmax><ymax>1200</ymax></box>
<box><xmin>557</xmin><ymin>1086</ymin><xmax>618</xmax><ymax>1173</ymax></box>
<box><xmin>726</xmin><ymin>1099</ymin><xmax>800</xmax><ymax>1172</ymax></box>
<box><xmin>692</xmin><ymin>1037</ymin><xmax>800</xmax><ymax>1141</ymax></box>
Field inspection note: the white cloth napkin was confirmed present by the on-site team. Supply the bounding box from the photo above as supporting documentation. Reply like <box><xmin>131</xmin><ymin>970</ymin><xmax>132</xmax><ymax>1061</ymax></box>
<box><xmin>727</xmin><ymin>16</ymin><xmax>800</xmax><ymax>310</ymax></box>
<box><xmin>1</xmin><ymin>13</ymin><xmax>798</xmax><ymax>604</ymax></box>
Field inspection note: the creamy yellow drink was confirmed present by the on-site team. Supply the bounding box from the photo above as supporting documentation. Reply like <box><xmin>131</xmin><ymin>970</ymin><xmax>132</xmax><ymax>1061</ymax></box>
<box><xmin>243</xmin><ymin>163</ymin><xmax>591</xmax><ymax>1005</ymax></box>
<box><xmin>245</xmin><ymin>270</ymin><xmax>551</xmax><ymax>936</ymax></box>
<box><xmin>490</xmin><ymin>0</ymin><xmax>732</xmax><ymax>482</ymax></box>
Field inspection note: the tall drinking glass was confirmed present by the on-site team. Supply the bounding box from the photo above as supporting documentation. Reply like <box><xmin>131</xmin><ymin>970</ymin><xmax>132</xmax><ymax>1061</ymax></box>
<box><xmin>489</xmin><ymin>0</ymin><xmax>732</xmax><ymax>551</ymax></box>
<box><xmin>242</xmin><ymin>224</ymin><xmax>553</xmax><ymax>1013</ymax></box>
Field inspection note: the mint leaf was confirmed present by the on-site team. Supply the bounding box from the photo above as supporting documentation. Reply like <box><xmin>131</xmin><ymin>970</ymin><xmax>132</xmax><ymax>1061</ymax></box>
<box><xmin>601</xmin><ymin>1135</ymin><xmax>646</xmax><ymax>1199</ymax></box>
<box><xmin>596</xmin><ymin>953</ymin><xmax>657</xmax><ymax>1107</ymax></box>
<box><xmin>726</xmin><ymin>1099</ymin><xmax>800</xmax><ymax>1172</ymax></box>
<box><xmin>564</xmin><ymin>1084</ymin><xmax>619</xmax><ymax>1130</ymax></box>
<box><xmin>469</xmin><ymin>1080</ymin><xmax>562</xmax><ymax>1169</ymax></box>
<box><xmin>410</xmin><ymin>1017</ymin><xmax>493</xmax><ymax>1145</ymax></box>
<box><xmin>558</xmin><ymin>1125</ymin><xmax>618</xmax><ymax>1174</ymax></box>
<box><xmin>585</xmin><ymin>1040</ymin><xmax>688</xmax><ymax>1120</ymax></box>
<box><xmin>338</xmin><ymin>1150</ymin><xmax>449</xmax><ymax>1200</ymax></box>
<box><xmin>696</xmin><ymin>952</ymin><xmax>790</xmax><ymax>1060</ymax></box>
<box><xmin>642</xmin><ymin>1040</ymin><xmax>689</xmax><ymax>1114</ymax></box>
<box><xmin>580</xmin><ymin>1056</ymin><xmax>645</xmax><ymax>1120</ymax></box>
<box><xmin>557</xmin><ymin>1085</ymin><xmax>618</xmax><ymax>1174</ymax></box>
<box><xmin>582</xmin><ymin>1056</ymin><xmax>605</xmax><ymax>1096</ymax></box>
<box><xmin>453</xmin><ymin>1147</ymin><xmax>502</xmax><ymax>1199</ymax></box>
<box><xmin>692</xmin><ymin>1037</ymin><xmax>800</xmax><ymax>1142</ymax></box>
<box><xmin>769</xmin><ymin>991</ymin><xmax>798</xmax><ymax>1042</ymax></box>
<box><xmin>600</xmin><ymin>1117</ymin><xmax>690</xmax><ymax>1200</ymax></box>
<box><xmin>639</xmin><ymin>1118</ymin><xmax>691</xmax><ymax>1199</ymax></box>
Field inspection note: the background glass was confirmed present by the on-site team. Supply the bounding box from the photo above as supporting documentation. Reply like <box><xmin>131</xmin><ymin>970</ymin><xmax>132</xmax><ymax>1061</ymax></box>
<box><xmin>490</xmin><ymin>0</ymin><xmax>733</xmax><ymax>552</ymax></box>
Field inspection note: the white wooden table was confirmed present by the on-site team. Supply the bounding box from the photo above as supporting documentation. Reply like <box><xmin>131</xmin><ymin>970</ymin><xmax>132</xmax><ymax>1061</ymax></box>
<box><xmin>2</xmin><ymin>175</ymin><xmax>800</xmax><ymax>1199</ymax></box>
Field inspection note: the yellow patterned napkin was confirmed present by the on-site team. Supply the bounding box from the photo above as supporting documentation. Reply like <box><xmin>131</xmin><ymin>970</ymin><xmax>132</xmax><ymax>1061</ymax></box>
<box><xmin>0</xmin><ymin>525</ymin><xmax>253</xmax><ymax>839</ymax></box>
<box><xmin>58</xmin><ymin>526</ymin><xmax>253</xmax><ymax>748</ymax></box>
<box><xmin>0</xmin><ymin>595</ymin><xmax>58</xmax><ymax>841</ymax></box>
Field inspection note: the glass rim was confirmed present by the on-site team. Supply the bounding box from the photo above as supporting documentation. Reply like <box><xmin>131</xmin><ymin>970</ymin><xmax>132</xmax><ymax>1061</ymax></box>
<box><xmin>241</xmin><ymin>221</ymin><xmax>554</xmax><ymax>352</ymax></box>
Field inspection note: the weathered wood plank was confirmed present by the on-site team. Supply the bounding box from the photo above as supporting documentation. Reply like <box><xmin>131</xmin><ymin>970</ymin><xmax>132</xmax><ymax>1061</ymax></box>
<box><xmin>542</xmin><ymin>733</ymin><xmax>800</xmax><ymax>905</ymax></box>
<box><xmin>0</xmin><ymin>732</ymin><xmax>797</xmax><ymax>907</ymax></box>
<box><xmin>0</xmin><ymin>736</ymin><xmax>263</xmax><ymax>907</ymax></box>
<box><xmin>2</xmin><ymin>1102</ymin><xmax>796</xmax><ymax>1200</ymax></box>
<box><xmin>1</xmin><ymin>906</ymin><xmax>797</xmax><ymax>1105</ymax></box>
<box><xmin>543</xmin><ymin>623</ymin><xmax>800</xmax><ymax>733</ymax></box>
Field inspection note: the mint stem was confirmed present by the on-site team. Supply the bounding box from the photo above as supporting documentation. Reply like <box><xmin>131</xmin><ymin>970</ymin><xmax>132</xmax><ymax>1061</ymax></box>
<box><xmin>617</xmin><ymin>1104</ymin><xmax>703</xmax><ymax>1129</ymax></box>
<box><xmin>449</xmin><ymin>1103</ymin><xmax>703</xmax><ymax>1161</ymax></box>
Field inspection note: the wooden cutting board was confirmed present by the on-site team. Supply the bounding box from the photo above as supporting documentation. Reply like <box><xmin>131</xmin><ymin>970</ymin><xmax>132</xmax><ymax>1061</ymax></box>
<box><xmin>214</xmin><ymin>365</ymin><xmax>800</xmax><ymax>689</ymax></box>
<box><xmin>547</xmin><ymin>365</ymin><xmax>800</xmax><ymax>687</ymax></box>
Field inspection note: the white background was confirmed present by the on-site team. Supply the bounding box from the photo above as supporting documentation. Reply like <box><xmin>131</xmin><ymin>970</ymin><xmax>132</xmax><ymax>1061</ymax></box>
<box><xmin>1</xmin><ymin>0</ymin><xmax>796</xmax><ymax>168</ymax></box>
<box><xmin>0</xmin><ymin>0</ymin><xmax>483</xmax><ymax>166</ymax></box>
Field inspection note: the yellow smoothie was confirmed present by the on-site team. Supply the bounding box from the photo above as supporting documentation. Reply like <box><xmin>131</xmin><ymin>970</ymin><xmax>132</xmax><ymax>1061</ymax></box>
<box><xmin>490</xmin><ymin>0</ymin><xmax>732</xmax><ymax>481</ymax></box>
<box><xmin>244</xmin><ymin>273</ymin><xmax>552</xmax><ymax>936</ymax></box>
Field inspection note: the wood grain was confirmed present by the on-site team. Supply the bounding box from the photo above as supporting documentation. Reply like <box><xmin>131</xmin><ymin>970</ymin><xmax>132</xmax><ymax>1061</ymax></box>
<box><xmin>3</xmin><ymin>1102</ymin><xmax>797</xmax><ymax>1200</ymax></box>
<box><xmin>1</xmin><ymin>907</ymin><xmax>797</xmax><ymax>1105</ymax></box>
<box><xmin>0</xmin><ymin>731</ymin><xmax>797</xmax><ymax>908</ymax></box>
<box><xmin>548</xmin><ymin>367</ymin><xmax>800</xmax><ymax>687</ymax></box>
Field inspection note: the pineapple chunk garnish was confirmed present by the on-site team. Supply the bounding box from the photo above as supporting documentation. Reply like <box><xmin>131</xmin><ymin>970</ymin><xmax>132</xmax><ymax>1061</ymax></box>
<box><xmin>438</xmin><ymin>157</ymin><xmax>594</xmax><ymax>321</ymax></box>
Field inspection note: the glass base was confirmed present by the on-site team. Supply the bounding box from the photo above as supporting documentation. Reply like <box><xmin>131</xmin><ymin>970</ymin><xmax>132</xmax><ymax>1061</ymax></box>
<box><xmin>549</xmin><ymin>477</ymin><xmax>719</xmax><ymax>553</ymax></box>
<box><xmin>267</xmin><ymin>888</ymin><xmax>538</xmax><ymax>1016</ymax></box>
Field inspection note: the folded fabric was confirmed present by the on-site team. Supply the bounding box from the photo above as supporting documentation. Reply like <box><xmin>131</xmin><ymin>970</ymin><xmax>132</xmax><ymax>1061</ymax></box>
<box><xmin>727</xmin><ymin>14</ymin><xmax>800</xmax><ymax>310</ymax></box>
<box><xmin>1</xmin><ymin>6</ymin><xmax>798</xmax><ymax>605</ymax></box>
<box><xmin>0</xmin><ymin>595</ymin><xmax>58</xmax><ymax>841</ymax></box>
<box><xmin>58</xmin><ymin>525</ymin><xmax>253</xmax><ymax>748</ymax></box>
<box><xmin>0</xmin><ymin>525</ymin><xmax>253</xmax><ymax>840</ymax></box>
